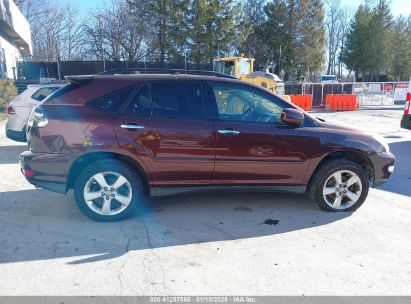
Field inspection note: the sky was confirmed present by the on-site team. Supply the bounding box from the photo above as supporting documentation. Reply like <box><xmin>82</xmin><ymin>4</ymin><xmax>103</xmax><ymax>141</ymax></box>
<box><xmin>68</xmin><ymin>0</ymin><xmax>411</xmax><ymax>17</ymax></box>
<box><xmin>342</xmin><ymin>0</ymin><xmax>411</xmax><ymax>17</ymax></box>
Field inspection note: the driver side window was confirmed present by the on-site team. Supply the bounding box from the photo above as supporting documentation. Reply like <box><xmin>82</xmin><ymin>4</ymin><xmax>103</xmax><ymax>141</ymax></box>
<box><xmin>211</xmin><ymin>82</ymin><xmax>285</xmax><ymax>124</ymax></box>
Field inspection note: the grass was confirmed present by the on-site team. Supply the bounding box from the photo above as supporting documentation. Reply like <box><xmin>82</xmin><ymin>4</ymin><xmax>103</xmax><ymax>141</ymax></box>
<box><xmin>0</xmin><ymin>112</ymin><xmax>7</xmax><ymax>122</ymax></box>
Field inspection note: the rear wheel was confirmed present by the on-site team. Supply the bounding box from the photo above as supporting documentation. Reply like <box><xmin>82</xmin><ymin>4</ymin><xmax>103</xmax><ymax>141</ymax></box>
<box><xmin>308</xmin><ymin>159</ymin><xmax>369</xmax><ymax>212</ymax></box>
<box><xmin>74</xmin><ymin>160</ymin><xmax>142</xmax><ymax>221</ymax></box>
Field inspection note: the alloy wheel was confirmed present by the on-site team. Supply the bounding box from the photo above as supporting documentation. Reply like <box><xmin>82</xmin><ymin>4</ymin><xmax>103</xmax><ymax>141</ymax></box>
<box><xmin>83</xmin><ymin>171</ymin><xmax>132</xmax><ymax>216</ymax></box>
<box><xmin>322</xmin><ymin>170</ymin><xmax>363</xmax><ymax>210</ymax></box>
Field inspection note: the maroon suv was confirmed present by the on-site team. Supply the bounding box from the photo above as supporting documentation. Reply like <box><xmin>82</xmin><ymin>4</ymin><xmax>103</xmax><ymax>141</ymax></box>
<box><xmin>20</xmin><ymin>70</ymin><xmax>395</xmax><ymax>221</ymax></box>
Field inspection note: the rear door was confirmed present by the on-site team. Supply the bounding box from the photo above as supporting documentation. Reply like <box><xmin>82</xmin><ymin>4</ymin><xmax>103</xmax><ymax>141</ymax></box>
<box><xmin>114</xmin><ymin>81</ymin><xmax>215</xmax><ymax>186</ymax></box>
<box><xmin>208</xmin><ymin>81</ymin><xmax>313</xmax><ymax>185</ymax></box>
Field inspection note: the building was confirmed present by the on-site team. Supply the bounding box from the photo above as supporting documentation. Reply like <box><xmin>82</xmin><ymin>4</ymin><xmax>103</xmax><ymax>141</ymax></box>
<box><xmin>0</xmin><ymin>0</ymin><xmax>31</xmax><ymax>79</ymax></box>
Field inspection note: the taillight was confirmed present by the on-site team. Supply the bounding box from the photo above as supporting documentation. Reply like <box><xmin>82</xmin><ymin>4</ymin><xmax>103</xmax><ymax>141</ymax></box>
<box><xmin>6</xmin><ymin>105</ymin><xmax>15</xmax><ymax>115</ymax></box>
<box><xmin>22</xmin><ymin>169</ymin><xmax>34</xmax><ymax>177</ymax></box>
<box><xmin>28</xmin><ymin>106</ymin><xmax>48</xmax><ymax>128</ymax></box>
<box><xmin>404</xmin><ymin>93</ymin><xmax>411</xmax><ymax>116</ymax></box>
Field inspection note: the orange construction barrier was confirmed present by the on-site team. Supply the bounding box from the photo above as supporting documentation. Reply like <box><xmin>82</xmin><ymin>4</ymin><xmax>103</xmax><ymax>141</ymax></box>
<box><xmin>326</xmin><ymin>95</ymin><xmax>334</xmax><ymax>111</ymax></box>
<box><xmin>289</xmin><ymin>95</ymin><xmax>313</xmax><ymax>111</ymax></box>
<box><xmin>326</xmin><ymin>94</ymin><xmax>357</xmax><ymax>111</ymax></box>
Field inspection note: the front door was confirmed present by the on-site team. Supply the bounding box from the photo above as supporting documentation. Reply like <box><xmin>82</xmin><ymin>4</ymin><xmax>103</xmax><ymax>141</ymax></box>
<box><xmin>114</xmin><ymin>81</ymin><xmax>215</xmax><ymax>186</ymax></box>
<box><xmin>209</xmin><ymin>82</ymin><xmax>313</xmax><ymax>185</ymax></box>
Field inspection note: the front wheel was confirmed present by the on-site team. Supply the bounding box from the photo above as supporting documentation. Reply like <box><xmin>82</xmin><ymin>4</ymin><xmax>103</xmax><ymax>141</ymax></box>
<box><xmin>308</xmin><ymin>159</ymin><xmax>369</xmax><ymax>212</ymax></box>
<box><xmin>74</xmin><ymin>160</ymin><xmax>143</xmax><ymax>221</ymax></box>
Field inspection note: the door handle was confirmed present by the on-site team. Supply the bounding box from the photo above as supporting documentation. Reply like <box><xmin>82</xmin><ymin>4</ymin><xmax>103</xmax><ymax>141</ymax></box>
<box><xmin>120</xmin><ymin>124</ymin><xmax>145</xmax><ymax>130</ymax></box>
<box><xmin>218</xmin><ymin>129</ymin><xmax>240</xmax><ymax>135</ymax></box>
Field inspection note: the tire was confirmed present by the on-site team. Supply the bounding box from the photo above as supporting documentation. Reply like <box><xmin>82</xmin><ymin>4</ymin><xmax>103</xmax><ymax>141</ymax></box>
<box><xmin>307</xmin><ymin>158</ymin><xmax>369</xmax><ymax>212</ymax></box>
<box><xmin>74</xmin><ymin>159</ymin><xmax>143</xmax><ymax>221</ymax></box>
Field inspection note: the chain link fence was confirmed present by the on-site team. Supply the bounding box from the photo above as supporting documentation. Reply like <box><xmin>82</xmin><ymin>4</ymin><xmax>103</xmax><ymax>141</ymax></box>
<box><xmin>353</xmin><ymin>82</ymin><xmax>409</xmax><ymax>106</ymax></box>
<box><xmin>285</xmin><ymin>82</ymin><xmax>409</xmax><ymax>107</ymax></box>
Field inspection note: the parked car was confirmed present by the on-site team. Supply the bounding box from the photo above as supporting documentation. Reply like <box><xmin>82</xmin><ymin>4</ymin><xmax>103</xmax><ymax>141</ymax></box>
<box><xmin>320</xmin><ymin>75</ymin><xmax>338</xmax><ymax>83</ymax></box>
<box><xmin>19</xmin><ymin>70</ymin><xmax>395</xmax><ymax>221</ymax></box>
<box><xmin>400</xmin><ymin>82</ymin><xmax>411</xmax><ymax>130</ymax></box>
<box><xmin>5</xmin><ymin>83</ymin><xmax>64</xmax><ymax>142</ymax></box>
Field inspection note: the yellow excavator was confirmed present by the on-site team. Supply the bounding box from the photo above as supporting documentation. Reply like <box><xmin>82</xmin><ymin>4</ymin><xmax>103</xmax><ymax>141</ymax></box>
<box><xmin>213</xmin><ymin>55</ymin><xmax>286</xmax><ymax>97</ymax></box>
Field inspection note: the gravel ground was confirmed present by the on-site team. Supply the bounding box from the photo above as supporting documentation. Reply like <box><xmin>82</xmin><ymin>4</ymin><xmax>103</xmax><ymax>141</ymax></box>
<box><xmin>0</xmin><ymin>107</ymin><xmax>410</xmax><ymax>295</ymax></box>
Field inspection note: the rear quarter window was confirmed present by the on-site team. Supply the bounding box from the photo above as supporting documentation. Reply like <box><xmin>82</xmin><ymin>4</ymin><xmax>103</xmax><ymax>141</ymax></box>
<box><xmin>87</xmin><ymin>86</ymin><xmax>134</xmax><ymax>112</ymax></box>
<box><xmin>44</xmin><ymin>83</ymin><xmax>79</xmax><ymax>104</ymax></box>
<box><xmin>31</xmin><ymin>87</ymin><xmax>60</xmax><ymax>101</ymax></box>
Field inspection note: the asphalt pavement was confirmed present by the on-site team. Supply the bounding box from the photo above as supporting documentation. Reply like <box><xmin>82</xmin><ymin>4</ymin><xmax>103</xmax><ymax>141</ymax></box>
<box><xmin>0</xmin><ymin>107</ymin><xmax>410</xmax><ymax>295</ymax></box>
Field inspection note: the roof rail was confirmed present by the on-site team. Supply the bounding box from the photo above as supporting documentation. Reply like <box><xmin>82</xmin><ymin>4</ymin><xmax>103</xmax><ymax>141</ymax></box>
<box><xmin>65</xmin><ymin>75</ymin><xmax>93</xmax><ymax>85</ymax></box>
<box><xmin>97</xmin><ymin>68</ymin><xmax>236</xmax><ymax>79</ymax></box>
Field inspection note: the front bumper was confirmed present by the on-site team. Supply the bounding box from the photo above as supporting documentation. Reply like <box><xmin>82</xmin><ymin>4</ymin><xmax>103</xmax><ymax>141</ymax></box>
<box><xmin>369</xmin><ymin>151</ymin><xmax>395</xmax><ymax>187</ymax></box>
<box><xmin>401</xmin><ymin>115</ymin><xmax>411</xmax><ymax>130</ymax></box>
<box><xmin>19</xmin><ymin>150</ymin><xmax>71</xmax><ymax>194</ymax></box>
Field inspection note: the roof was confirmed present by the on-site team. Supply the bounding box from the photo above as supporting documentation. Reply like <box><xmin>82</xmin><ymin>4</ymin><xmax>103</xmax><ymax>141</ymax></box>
<box><xmin>27</xmin><ymin>83</ymin><xmax>65</xmax><ymax>88</ymax></box>
<box><xmin>65</xmin><ymin>73</ymin><xmax>243</xmax><ymax>84</ymax></box>
<box><xmin>65</xmin><ymin>68</ymin><xmax>238</xmax><ymax>84</ymax></box>
<box><xmin>214</xmin><ymin>57</ymin><xmax>255</xmax><ymax>62</ymax></box>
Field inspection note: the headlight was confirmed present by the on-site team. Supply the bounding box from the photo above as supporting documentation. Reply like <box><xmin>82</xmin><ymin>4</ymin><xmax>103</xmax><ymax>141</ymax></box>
<box><xmin>372</xmin><ymin>134</ymin><xmax>390</xmax><ymax>153</ymax></box>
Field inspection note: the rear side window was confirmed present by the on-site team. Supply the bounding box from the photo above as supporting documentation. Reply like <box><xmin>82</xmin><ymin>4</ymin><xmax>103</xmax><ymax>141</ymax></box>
<box><xmin>151</xmin><ymin>82</ymin><xmax>205</xmax><ymax>119</ymax></box>
<box><xmin>31</xmin><ymin>87</ymin><xmax>60</xmax><ymax>101</ymax></box>
<box><xmin>88</xmin><ymin>86</ymin><xmax>134</xmax><ymax>112</ymax></box>
<box><xmin>124</xmin><ymin>85</ymin><xmax>151</xmax><ymax>115</ymax></box>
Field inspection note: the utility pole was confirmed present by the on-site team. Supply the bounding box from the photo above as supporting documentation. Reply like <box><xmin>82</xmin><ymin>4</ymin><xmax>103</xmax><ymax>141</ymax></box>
<box><xmin>279</xmin><ymin>45</ymin><xmax>282</xmax><ymax>75</ymax></box>
<box><xmin>98</xmin><ymin>16</ymin><xmax>106</xmax><ymax>72</ymax></box>
<box><xmin>56</xmin><ymin>38</ymin><xmax>61</xmax><ymax>80</ymax></box>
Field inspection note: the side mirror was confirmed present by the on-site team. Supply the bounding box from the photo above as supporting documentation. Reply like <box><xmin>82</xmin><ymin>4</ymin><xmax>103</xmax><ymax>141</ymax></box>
<box><xmin>281</xmin><ymin>108</ymin><xmax>304</xmax><ymax>125</ymax></box>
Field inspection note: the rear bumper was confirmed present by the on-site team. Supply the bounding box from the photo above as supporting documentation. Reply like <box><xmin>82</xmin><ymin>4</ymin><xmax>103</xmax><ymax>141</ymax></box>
<box><xmin>401</xmin><ymin>115</ymin><xmax>411</xmax><ymax>130</ymax></box>
<box><xmin>25</xmin><ymin>179</ymin><xmax>67</xmax><ymax>193</ymax></box>
<box><xmin>19</xmin><ymin>150</ymin><xmax>70</xmax><ymax>194</ymax></box>
<box><xmin>6</xmin><ymin>128</ymin><xmax>26</xmax><ymax>142</ymax></box>
<box><xmin>369</xmin><ymin>151</ymin><xmax>395</xmax><ymax>187</ymax></box>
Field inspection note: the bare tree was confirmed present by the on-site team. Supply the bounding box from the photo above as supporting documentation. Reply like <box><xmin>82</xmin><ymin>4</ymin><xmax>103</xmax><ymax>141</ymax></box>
<box><xmin>30</xmin><ymin>1</ymin><xmax>65</xmax><ymax>61</ymax></box>
<box><xmin>325</xmin><ymin>0</ymin><xmax>343</xmax><ymax>75</ymax></box>
<box><xmin>61</xmin><ymin>3</ymin><xmax>84</xmax><ymax>60</ymax></box>
<box><xmin>82</xmin><ymin>0</ymin><xmax>149</xmax><ymax>61</ymax></box>
<box><xmin>336</xmin><ymin>8</ymin><xmax>353</xmax><ymax>78</ymax></box>
<box><xmin>18</xmin><ymin>0</ymin><xmax>84</xmax><ymax>61</ymax></box>
<box><xmin>17</xmin><ymin>0</ymin><xmax>48</xmax><ymax>24</ymax></box>
<box><xmin>325</xmin><ymin>0</ymin><xmax>354</xmax><ymax>78</ymax></box>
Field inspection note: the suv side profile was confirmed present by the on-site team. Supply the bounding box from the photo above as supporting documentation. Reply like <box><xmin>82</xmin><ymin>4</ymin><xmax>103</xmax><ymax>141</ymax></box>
<box><xmin>20</xmin><ymin>71</ymin><xmax>395</xmax><ymax>221</ymax></box>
